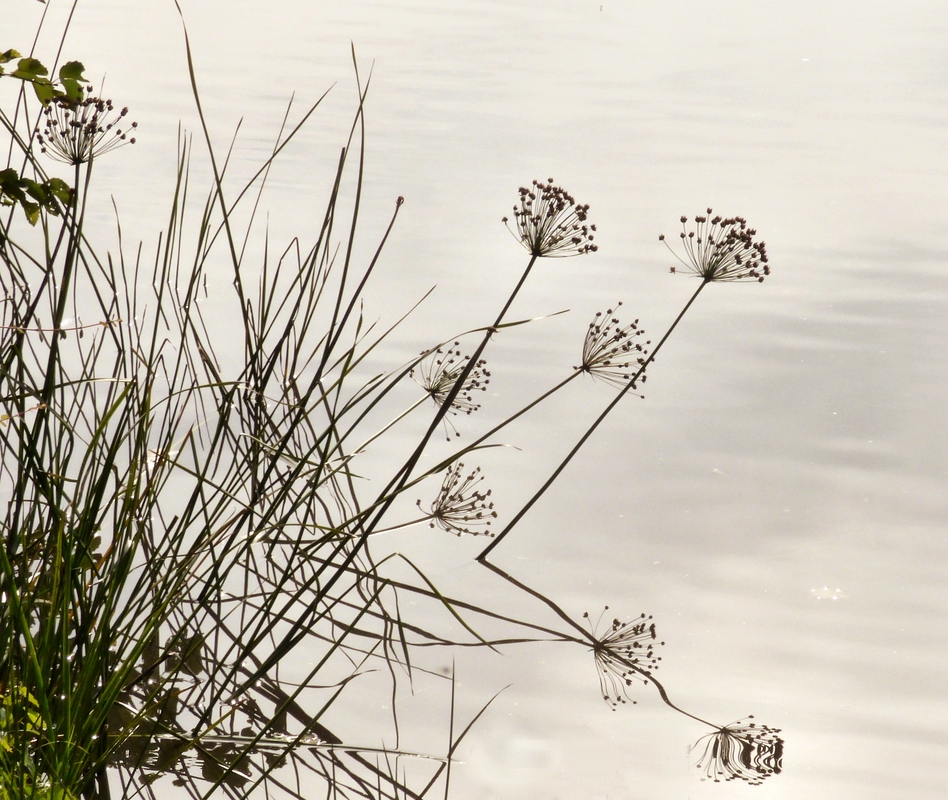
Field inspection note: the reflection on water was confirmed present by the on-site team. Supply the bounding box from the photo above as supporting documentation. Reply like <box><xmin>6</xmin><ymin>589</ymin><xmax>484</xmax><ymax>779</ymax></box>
<box><xmin>102</xmin><ymin>559</ymin><xmax>784</xmax><ymax>797</ymax></box>
<box><xmin>810</xmin><ymin>586</ymin><xmax>847</xmax><ymax>601</ymax></box>
<box><xmin>1</xmin><ymin>40</ymin><xmax>784</xmax><ymax>800</ymax></box>
<box><xmin>692</xmin><ymin>718</ymin><xmax>783</xmax><ymax>786</ymax></box>
<box><xmin>5</xmin><ymin>0</ymin><xmax>948</xmax><ymax>797</ymax></box>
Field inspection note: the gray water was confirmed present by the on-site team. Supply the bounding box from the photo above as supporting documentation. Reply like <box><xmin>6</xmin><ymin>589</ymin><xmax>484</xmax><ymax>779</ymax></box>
<box><xmin>6</xmin><ymin>1</ymin><xmax>948</xmax><ymax>797</ymax></box>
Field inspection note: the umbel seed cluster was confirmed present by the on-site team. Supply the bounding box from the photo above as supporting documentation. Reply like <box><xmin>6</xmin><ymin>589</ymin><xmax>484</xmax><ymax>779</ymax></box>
<box><xmin>503</xmin><ymin>178</ymin><xmax>598</xmax><ymax>257</ymax></box>
<box><xmin>35</xmin><ymin>95</ymin><xmax>137</xmax><ymax>165</ymax></box>
<box><xmin>660</xmin><ymin>209</ymin><xmax>769</xmax><ymax>282</ymax></box>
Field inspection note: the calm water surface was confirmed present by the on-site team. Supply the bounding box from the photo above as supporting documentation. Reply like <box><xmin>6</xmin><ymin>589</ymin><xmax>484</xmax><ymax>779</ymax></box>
<box><xmin>6</xmin><ymin>1</ymin><xmax>948</xmax><ymax>797</ymax></box>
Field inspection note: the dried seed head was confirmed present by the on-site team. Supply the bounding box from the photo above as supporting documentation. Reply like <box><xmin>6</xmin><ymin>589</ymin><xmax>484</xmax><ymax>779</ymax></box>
<box><xmin>419</xmin><ymin>462</ymin><xmax>497</xmax><ymax>537</ymax></box>
<box><xmin>692</xmin><ymin>717</ymin><xmax>784</xmax><ymax>785</ymax></box>
<box><xmin>504</xmin><ymin>178</ymin><xmax>598</xmax><ymax>257</ymax></box>
<box><xmin>577</xmin><ymin>302</ymin><xmax>649</xmax><ymax>389</ymax></box>
<box><xmin>584</xmin><ymin>609</ymin><xmax>663</xmax><ymax>709</ymax></box>
<box><xmin>659</xmin><ymin>210</ymin><xmax>769</xmax><ymax>282</ymax></box>
<box><xmin>412</xmin><ymin>344</ymin><xmax>490</xmax><ymax>438</ymax></box>
<box><xmin>35</xmin><ymin>95</ymin><xmax>137</xmax><ymax>165</ymax></box>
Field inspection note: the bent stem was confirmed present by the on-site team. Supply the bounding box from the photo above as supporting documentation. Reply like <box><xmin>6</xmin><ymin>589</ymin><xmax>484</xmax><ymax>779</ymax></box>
<box><xmin>477</xmin><ymin>278</ymin><xmax>709</xmax><ymax>560</ymax></box>
<box><xmin>429</xmin><ymin>370</ymin><xmax>582</xmax><ymax>477</ymax></box>
<box><xmin>400</xmin><ymin>252</ymin><xmax>540</xmax><ymax>474</ymax></box>
<box><xmin>358</xmin><ymin>254</ymin><xmax>540</xmax><ymax>540</ymax></box>
<box><xmin>478</xmin><ymin>559</ymin><xmax>719</xmax><ymax>729</ymax></box>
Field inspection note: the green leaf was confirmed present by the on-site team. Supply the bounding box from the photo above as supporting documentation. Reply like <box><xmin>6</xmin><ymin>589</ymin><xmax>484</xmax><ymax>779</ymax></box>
<box><xmin>22</xmin><ymin>200</ymin><xmax>40</xmax><ymax>225</ymax></box>
<box><xmin>45</xmin><ymin>177</ymin><xmax>73</xmax><ymax>206</ymax></box>
<box><xmin>0</xmin><ymin>49</ymin><xmax>22</xmax><ymax>64</ymax></box>
<box><xmin>58</xmin><ymin>60</ymin><xmax>85</xmax><ymax>82</ymax></box>
<box><xmin>22</xmin><ymin>178</ymin><xmax>47</xmax><ymax>204</ymax></box>
<box><xmin>59</xmin><ymin>62</ymin><xmax>87</xmax><ymax>102</ymax></box>
<box><xmin>0</xmin><ymin>170</ymin><xmax>72</xmax><ymax>219</ymax></box>
<box><xmin>12</xmin><ymin>56</ymin><xmax>47</xmax><ymax>80</ymax></box>
<box><xmin>31</xmin><ymin>77</ymin><xmax>55</xmax><ymax>105</ymax></box>
<box><xmin>0</xmin><ymin>167</ymin><xmax>20</xmax><ymax>186</ymax></box>
<box><xmin>60</xmin><ymin>79</ymin><xmax>83</xmax><ymax>103</ymax></box>
<box><xmin>0</xmin><ymin>168</ymin><xmax>27</xmax><ymax>205</ymax></box>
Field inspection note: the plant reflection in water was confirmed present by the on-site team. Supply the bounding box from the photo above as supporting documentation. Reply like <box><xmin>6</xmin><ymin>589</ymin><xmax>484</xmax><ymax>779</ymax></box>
<box><xmin>0</xmin><ymin>15</ymin><xmax>783</xmax><ymax>799</ymax></box>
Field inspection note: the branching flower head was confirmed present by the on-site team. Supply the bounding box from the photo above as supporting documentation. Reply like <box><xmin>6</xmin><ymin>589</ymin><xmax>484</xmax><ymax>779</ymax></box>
<box><xmin>584</xmin><ymin>609</ymin><xmax>663</xmax><ymax>708</ymax></box>
<box><xmin>503</xmin><ymin>178</ymin><xmax>598</xmax><ymax>257</ymax></box>
<box><xmin>35</xmin><ymin>95</ymin><xmax>137</xmax><ymax>165</ymax></box>
<box><xmin>419</xmin><ymin>462</ymin><xmax>497</xmax><ymax>537</ymax></box>
<box><xmin>412</xmin><ymin>344</ymin><xmax>490</xmax><ymax>438</ymax></box>
<box><xmin>577</xmin><ymin>302</ymin><xmax>649</xmax><ymax>388</ymax></box>
<box><xmin>659</xmin><ymin>210</ymin><xmax>769</xmax><ymax>282</ymax></box>
<box><xmin>692</xmin><ymin>716</ymin><xmax>784</xmax><ymax>785</ymax></box>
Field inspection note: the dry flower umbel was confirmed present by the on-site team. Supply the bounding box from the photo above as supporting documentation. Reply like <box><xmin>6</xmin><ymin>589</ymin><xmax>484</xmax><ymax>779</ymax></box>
<box><xmin>692</xmin><ymin>716</ymin><xmax>784</xmax><ymax>785</ymax></box>
<box><xmin>659</xmin><ymin>210</ymin><xmax>769</xmax><ymax>282</ymax></box>
<box><xmin>578</xmin><ymin>302</ymin><xmax>649</xmax><ymax>388</ymax></box>
<box><xmin>585</xmin><ymin>609</ymin><xmax>663</xmax><ymax>708</ymax></box>
<box><xmin>419</xmin><ymin>462</ymin><xmax>497</xmax><ymax>537</ymax></box>
<box><xmin>35</xmin><ymin>96</ymin><xmax>137</xmax><ymax>165</ymax></box>
<box><xmin>412</xmin><ymin>344</ymin><xmax>490</xmax><ymax>436</ymax></box>
<box><xmin>503</xmin><ymin>178</ymin><xmax>597</xmax><ymax>257</ymax></box>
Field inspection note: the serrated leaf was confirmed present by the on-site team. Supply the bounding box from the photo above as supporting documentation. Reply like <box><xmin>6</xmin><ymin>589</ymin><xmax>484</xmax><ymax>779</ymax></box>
<box><xmin>0</xmin><ymin>49</ymin><xmax>22</xmax><ymax>64</ymax></box>
<box><xmin>22</xmin><ymin>178</ymin><xmax>46</xmax><ymax>203</ymax></box>
<box><xmin>0</xmin><ymin>167</ymin><xmax>20</xmax><ymax>187</ymax></box>
<box><xmin>0</xmin><ymin>169</ymin><xmax>27</xmax><ymax>205</ymax></box>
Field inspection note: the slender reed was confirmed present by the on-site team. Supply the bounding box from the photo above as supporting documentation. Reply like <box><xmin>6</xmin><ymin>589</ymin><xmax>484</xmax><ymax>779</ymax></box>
<box><xmin>1</xmin><ymin>13</ymin><xmax>781</xmax><ymax>797</ymax></box>
<box><xmin>477</xmin><ymin>279</ymin><xmax>707</xmax><ymax>560</ymax></box>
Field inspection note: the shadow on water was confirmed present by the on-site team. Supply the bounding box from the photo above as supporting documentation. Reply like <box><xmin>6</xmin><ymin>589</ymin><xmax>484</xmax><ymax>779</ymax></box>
<box><xmin>1</xmin><ymin>9</ymin><xmax>781</xmax><ymax>799</ymax></box>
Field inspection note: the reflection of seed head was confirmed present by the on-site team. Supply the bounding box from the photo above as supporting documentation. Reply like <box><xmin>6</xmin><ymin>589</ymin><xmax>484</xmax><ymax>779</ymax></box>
<box><xmin>412</xmin><ymin>344</ymin><xmax>490</xmax><ymax>419</ymax></box>
<box><xmin>693</xmin><ymin>717</ymin><xmax>784</xmax><ymax>785</ymax></box>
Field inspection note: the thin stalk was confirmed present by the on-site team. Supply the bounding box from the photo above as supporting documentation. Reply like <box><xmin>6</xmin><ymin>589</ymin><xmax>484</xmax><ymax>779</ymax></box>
<box><xmin>427</xmin><ymin>369</ymin><xmax>582</xmax><ymax>481</ymax></box>
<box><xmin>340</xmin><ymin>373</ymin><xmax>429</xmax><ymax>458</ymax></box>
<box><xmin>478</xmin><ymin>559</ymin><xmax>719</xmax><ymax>729</ymax></box>
<box><xmin>443</xmin><ymin>664</ymin><xmax>456</xmax><ymax>800</ymax></box>
<box><xmin>270</xmin><ymin>254</ymin><xmax>545</xmax><ymax>681</ymax></box>
<box><xmin>39</xmin><ymin>161</ymin><xmax>87</xmax><ymax>404</ymax></box>
<box><xmin>366</xmin><ymin>253</ymin><xmax>540</xmax><ymax>527</ymax></box>
<box><xmin>300</xmin><ymin>552</ymin><xmax>587</xmax><ymax>644</ymax></box>
<box><xmin>477</xmin><ymin>278</ymin><xmax>709</xmax><ymax>560</ymax></box>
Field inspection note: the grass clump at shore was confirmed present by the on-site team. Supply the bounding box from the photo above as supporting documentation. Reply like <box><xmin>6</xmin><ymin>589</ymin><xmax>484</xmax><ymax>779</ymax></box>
<box><xmin>0</xmin><ymin>14</ymin><xmax>781</xmax><ymax>800</ymax></box>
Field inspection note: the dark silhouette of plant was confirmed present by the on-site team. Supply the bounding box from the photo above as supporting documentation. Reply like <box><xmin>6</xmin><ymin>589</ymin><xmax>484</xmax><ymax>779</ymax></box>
<box><xmin>421</xmin><ymin>462</ymin><xmax>497</xmax><ymax>536</ymax></box>
<box><xmin>503</xmin><ymin>178</ymin><xmax>598</xmax><ymax>257</ymax></box>
<box><xmin>35</xmin><ymin>96</ymin><xmax>136</xmax><ymax>165</ymax></box>
<box><xmin>578</xmin><ymin>303</ymin><xmax>649</xmax><ymax>388</ymax></box>
<box><xmin>584</xmin><ymin>610</ymin><xmax>663</xmax><ymax>708</ymax></box>
<box><xmin>660</xmin><ymin>209</ymin><xmax>769</xmax><ymax>282</ymax></box>
<box><xmin>693</xmin><ymin>717</ymin><xmax>784</xmax><ymax>785</ymax></box>
<box><xmin>412</xmin><ymin>345</ymin><xmax>490</xmax><ymax>417</ymax></box>
<box><xmin>0</xmin><ymin>9</ymin><xmax>783</xmax><ymax>800</ymax></box>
